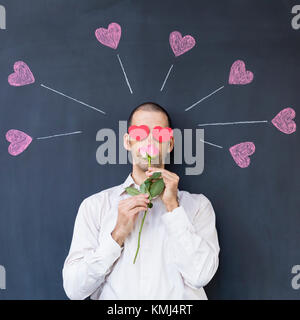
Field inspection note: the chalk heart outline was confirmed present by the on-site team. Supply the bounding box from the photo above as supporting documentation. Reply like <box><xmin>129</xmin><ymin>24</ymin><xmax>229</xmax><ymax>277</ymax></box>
<box><xmin>229</xmin><ymin>142</ymin><xmax>256</xmax><ymax>168</ymax></box>
<box><xmin>6</xmin><ymin>129</ymin><xmax>33</xmax><ymax>156</ymax></box>
<box><xmin>271</xmin><ymin>107</ymin><xmax>296</xmax><ymax>134</ymax></box>
<box><xmin>152</xmin><ymin>126</ymin><xmax>173</xmax><ymax>142</ymax></box>
<box><xmin>169</xmin><ymin>31</ymin><xmax>196</xmax><ymax>57</ymax></box>
<box><xmin>228</xmin><ymin>60</ymin><xmax>254</xmax><ymax>85</ymax></box>
<box><xmin>95</xmin><ymin>22</ymin><xmax>122</xmax><ymax>50</ymax></box>
<box><xmin>8</xmin><ymin>61</ymin><xmax>35</xmax><ymax>87</ymax></box>
<box><xmin>128</xmin><ymin>125</ymin><xmax>149</xmax><ymax>141</ymax></box>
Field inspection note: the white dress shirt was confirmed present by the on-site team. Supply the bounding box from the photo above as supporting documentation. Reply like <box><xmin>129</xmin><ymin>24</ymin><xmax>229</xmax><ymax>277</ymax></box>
<box><xmin>62</xmin><ymin>172</ymin><xmax>220</xmax><ymax>300</ymax></box>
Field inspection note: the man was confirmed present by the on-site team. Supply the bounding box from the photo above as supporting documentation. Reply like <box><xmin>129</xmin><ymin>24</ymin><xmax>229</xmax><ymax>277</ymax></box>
<box><xmin>62</xmin><ymin>102</ymin><xmax>220</xmax><ymax>300</ymax></box>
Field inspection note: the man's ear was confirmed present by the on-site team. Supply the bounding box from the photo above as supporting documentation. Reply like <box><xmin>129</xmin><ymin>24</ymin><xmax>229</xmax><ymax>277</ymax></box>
<box><xmin>167</xmin><ymin>136</ymin><xmax>174</xmax><ymax>153</ymax></box>
<box><xmin>123</xmin><ymin>133</ymin><xmax>131</xmax><ymax>151</ymax></box>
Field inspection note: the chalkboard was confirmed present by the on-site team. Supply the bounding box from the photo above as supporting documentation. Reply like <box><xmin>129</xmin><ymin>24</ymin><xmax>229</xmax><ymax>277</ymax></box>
<box><xmin>0</xmin><ymin>0</ymin><xmax>299</xmax><ymax>299</ymax></box>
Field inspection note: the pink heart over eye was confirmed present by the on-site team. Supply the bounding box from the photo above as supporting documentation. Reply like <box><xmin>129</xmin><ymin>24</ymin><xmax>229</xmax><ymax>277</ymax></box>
<box><xmin>152</xmin><ymin>126</ymin><xmax>173</xmax><ymax>142</ymax></box>
<box><xmin>128</xmin><ymin>125</ymin><xmax>149</xmax><ymax>141</ymax></box>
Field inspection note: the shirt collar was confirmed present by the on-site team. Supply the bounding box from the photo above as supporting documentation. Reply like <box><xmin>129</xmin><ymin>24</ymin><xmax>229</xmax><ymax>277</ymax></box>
<box><xmin>116</xmin><ymin>172</ymin><xmax>139</xmax><ymax>196</ymax></box>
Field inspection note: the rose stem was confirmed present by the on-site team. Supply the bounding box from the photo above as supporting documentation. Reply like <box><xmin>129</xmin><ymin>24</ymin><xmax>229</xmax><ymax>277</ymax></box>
<box><xmin>133</xmin><ymin>208</ymin><xmax>148</xmax><ymax>264</ymax></box>
<box><xmin>133</xmin><ymin>155</ymin><xmax>152</xmax><ymax>264</ymax></box>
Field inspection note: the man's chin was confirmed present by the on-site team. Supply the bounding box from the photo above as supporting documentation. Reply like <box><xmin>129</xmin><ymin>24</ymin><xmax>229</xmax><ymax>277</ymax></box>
<box><xmin>140</xmin><ymin>163</ymin><xmax>149</xmax><ymax>172</ymax></box>
<box><xmin>136</xmin><ymin>158</ymin><xmax>161</xmax><ymax>171</ymax></box>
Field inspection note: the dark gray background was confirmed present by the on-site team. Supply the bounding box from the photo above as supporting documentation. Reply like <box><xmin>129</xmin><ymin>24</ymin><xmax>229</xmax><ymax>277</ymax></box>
<box><xmin>0</xmin><ymin>0</ymin><xmax>299</xmax><ymax>299</ymax></box>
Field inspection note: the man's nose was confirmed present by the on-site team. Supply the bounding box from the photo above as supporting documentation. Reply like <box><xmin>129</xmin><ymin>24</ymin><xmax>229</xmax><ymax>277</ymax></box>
<box><xmin>146</xmin><ymin>130</ymin><xmax>154</xmax><ymax>144</ymax></box>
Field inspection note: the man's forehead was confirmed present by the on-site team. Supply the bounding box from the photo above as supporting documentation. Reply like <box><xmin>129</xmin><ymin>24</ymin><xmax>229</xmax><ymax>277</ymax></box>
<box><xmin>131</xmin><ymin>110</ymin><xmax>169</xmax><ymax>126</ymax></box>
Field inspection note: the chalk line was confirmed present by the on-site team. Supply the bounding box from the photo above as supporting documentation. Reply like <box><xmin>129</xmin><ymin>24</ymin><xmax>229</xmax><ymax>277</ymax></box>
<box><xmin>40</xmin><ymin>84</ymin><xmax>106</xmax><ymax>115</ymax></box>
<box><xmin>185</xmin><ymin>85</ymin><xmax>225</xmax><ymax>111</ymax></box>
<box><xmin>199</xmin><ymin>138</ymin><xmax>223</xmax><ymax>149</ymax></box>
<box><xmin>117</xmin><ymin>54</ymin><xmax>133</xmax><ymax>94</ymax></box>
<box><xmin>160</xmin><ymin>64</ymin><xmax>174</xmax><ymax>92</ymax></box>
<box><xmin>198</xmin><ymin>120</ymin><xmax>268</xmax><ymax>127</ymax></box>
<box><xmin>36</xmin><ymin>131</ymin><xmax>82</xmax><ymax>140</ymax></box>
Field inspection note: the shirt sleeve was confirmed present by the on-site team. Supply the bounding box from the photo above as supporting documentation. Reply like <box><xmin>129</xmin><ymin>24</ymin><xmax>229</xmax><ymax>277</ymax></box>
<box><xmin>62</xmin><ymin>195</ymin><xmax>124</xmax><ymax>300</ymax></box>
<box><xmin>160</xmin><ymin>194</ymin><xmax>220</xmax><ymax>290</ymax></box>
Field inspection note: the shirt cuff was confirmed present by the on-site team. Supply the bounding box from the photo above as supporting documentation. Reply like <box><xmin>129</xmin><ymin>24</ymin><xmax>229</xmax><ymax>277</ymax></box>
<box><xmin>161</xmin><ymin>205</ymin><xmax>195</xmax><ymax>236</ymax></box>
<box><xmin>93</xmin><ymin>231</ymin><xmax>124</xmax><ymax>267</ymax></box>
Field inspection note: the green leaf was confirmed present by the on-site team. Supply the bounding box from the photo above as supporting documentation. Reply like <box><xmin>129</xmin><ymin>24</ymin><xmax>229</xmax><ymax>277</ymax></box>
<box><xmin>140</xmin><ymin>177</ymin><xmax>153</xmax><ymax>194</ymax></box>
<box><xmin>149</xmin><ymin>172</ymin><xmax>161</xmax><ymax>180</ymax></box>
<box><xmin>147</xmin><ymin>202</ymin><xmax>153</xmax><ymax>208</ymax></box>
<box><xmin>149</xmin><ymin>178</ymin><xmax>165</xmax><ymax>198</ymax></box>
<box><xmin>140</xmin><ymin>182</ymin><xmax>148</xmax><ymax>194</ymax></box>
<box><xmin>144</xmin><ymin>179</ymin><xmax>151</xmax><ymax>189</ymax></box>
<box><xmin>125</xmin><ymin>187</ymin><xmax>141</xmax><ymax>196</ymax></box>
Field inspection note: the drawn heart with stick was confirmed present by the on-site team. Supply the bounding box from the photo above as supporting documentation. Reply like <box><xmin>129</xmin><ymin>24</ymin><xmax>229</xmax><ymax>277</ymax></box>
<box><xmin>229</xmin><ymin>142</ymin><xmax>256</xmax><ymax>168</ymax></box>
<box><xmin>8</xmin><ymin>61</ymin><xmax>35</xmax><ymax>87</ymax></box>
<box><xmin>271</xmin><ymin>107</ymin><xmax>296</xmax><ymax>134</ymax></box>
<box><xmin>169</xmin><ymin>31</ymin><xmax>196</xmax><ymax>57</ymax></box>
<box><xmin>6</xmin><ymin>129</ymin><xmax>33</xmax><ymax>156</ymax></box>
<box><xmin>228</xmin><ymin>60</ymin><xmax>254</xmax><ymax>85</ymax></box>
<box><xmin>95</xmin><ymin>22</ymin><xmax>122</xmax><ymax>50</ymax></box>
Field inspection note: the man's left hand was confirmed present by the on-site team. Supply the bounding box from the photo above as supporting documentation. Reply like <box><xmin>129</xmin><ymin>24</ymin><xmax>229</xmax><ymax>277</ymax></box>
<box><xmin>145</xmin><ymin>167</ymin><xmax>179</xmax><ymax>212</ymax></box>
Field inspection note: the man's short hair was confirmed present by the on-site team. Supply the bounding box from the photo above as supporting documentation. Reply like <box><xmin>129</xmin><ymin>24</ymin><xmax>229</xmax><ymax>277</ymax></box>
<box><xmin>127</xmin><ymin>102</ymin><xmax>172</xmax><ymax>130</ymax></box>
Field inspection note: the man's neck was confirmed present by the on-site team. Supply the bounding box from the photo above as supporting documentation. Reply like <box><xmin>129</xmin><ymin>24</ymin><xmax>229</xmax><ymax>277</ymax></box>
<box><xmin>131</xmin><ymin>164</ymin><xmax>164</xmax><ymax>186</ymax></box>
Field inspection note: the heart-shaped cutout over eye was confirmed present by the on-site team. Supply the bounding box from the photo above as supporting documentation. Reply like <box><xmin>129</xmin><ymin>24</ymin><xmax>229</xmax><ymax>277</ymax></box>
<box><xmin>128</xmin><ymin>125</ymin><xmax>150</xmax><ymax>141</ymax></box>
<box><xmin>152</xmin><ymin>126</ymin><xmax>173</xmax><ymax>142</ymax></box>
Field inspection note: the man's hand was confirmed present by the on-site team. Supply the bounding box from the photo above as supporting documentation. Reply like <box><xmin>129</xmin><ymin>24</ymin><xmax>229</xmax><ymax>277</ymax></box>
<box><xmin>112</xmin><ymin>193</ymin><xmax>150</xmax><ymax>247</ymax></box>
<box><xmin>146</xmin><ymin>167</ymin><xmax>179</xmax><ymax>212</ymax></box>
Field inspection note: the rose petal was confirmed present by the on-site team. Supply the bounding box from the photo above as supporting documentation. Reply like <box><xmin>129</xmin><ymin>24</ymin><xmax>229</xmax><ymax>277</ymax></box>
<box><xmin>146</xmin><ymin>144</ymin><xmax>159</xmax><ymax>157</ymax></box>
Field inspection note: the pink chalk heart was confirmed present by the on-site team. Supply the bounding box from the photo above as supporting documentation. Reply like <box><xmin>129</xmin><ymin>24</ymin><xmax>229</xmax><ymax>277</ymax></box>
<box><xmin>6</xmin><ymin>129</ymin><xmax>33</xmax><ymax>156</ymax></box>
<box><xmin>8</xmin><ymin>61</ymin><xmax>35</xmax><ymax>86</ymax></box>
<box><xmin>271</xmin><ymin>107</ymin><xmax>296</xmax><ymax>134</ymax></box>
<box><xmin>228</xmin><ymin>60</ymin><xmax>254</xmax><ymax>85</ymax></box>
<box><xmin>95</xmin><ymin>22</ymin><xmax>121</xmax><ymax>50</ymax></box>
<box><xmin>169</xmin><ymin>31</ymin><xmax>196</xmax><ymax>57</ymax></box>
<box><xmin>229</xmin><ymin>142</ymin><xmax>255</xmax><ymax>168</ymax></box>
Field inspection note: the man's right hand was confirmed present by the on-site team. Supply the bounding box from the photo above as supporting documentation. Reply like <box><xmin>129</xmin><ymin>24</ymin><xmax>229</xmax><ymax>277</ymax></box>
<box><xmin>111</xmin><ymin>193</ymin><xmax>150</xmax><ymax>247</ymax></box>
